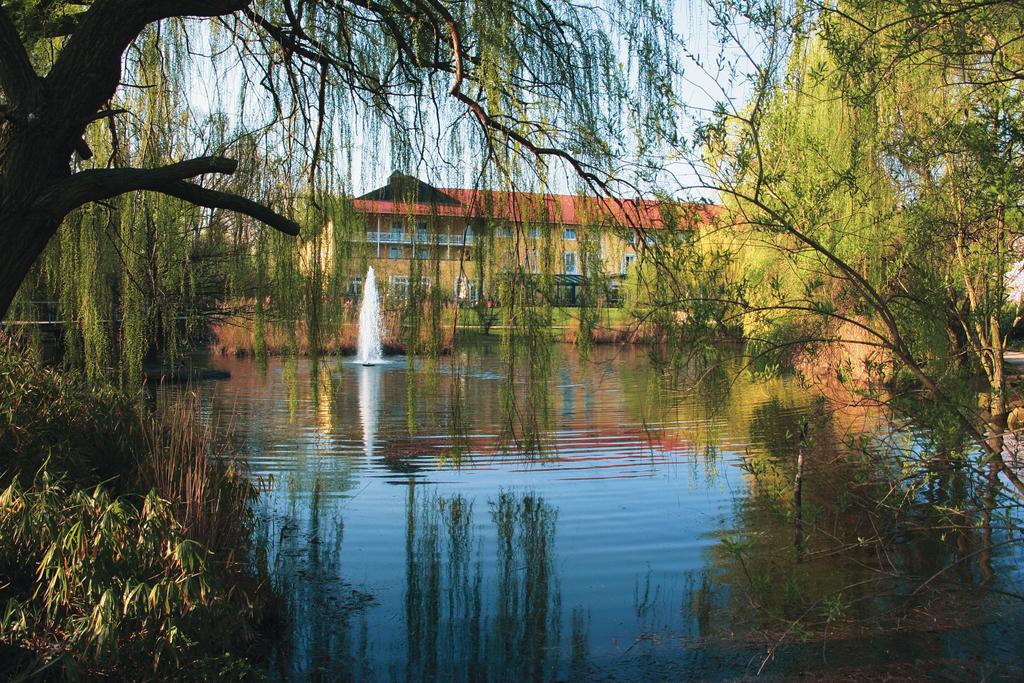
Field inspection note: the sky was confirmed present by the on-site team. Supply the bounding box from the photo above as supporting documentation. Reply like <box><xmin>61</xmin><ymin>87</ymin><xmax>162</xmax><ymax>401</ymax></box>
<box><xmin>175</xmin><ymin>1</ymin><xmax>766</xmax><ymax>201</ymax></box>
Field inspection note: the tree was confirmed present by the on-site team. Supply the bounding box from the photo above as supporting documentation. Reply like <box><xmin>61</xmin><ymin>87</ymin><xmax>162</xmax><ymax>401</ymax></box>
<box><xmin>658</xmin><ymin>0</ymin><xmax>1024</xmax><ymax>494</ymax></box>
<box><xmin>0</xmin><ymin>0</ymin><xmax>672</xmax><ymax>321</ymax></box>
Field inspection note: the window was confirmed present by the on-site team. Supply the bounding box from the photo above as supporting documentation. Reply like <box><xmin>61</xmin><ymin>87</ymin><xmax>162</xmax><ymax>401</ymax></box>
<box><xmin>390</xmin><ymin>221</ymin><xmax>403</xmax><ymax>240</ymax></box>
<box><xmin>348</xmin><ymin>276</ymin><xmax>362</xmax><ymax>298</ymax></box>
<box><xmin>626</xmin><ymin>232</ymin><xmax>636</xmax><ymax>245</ymax></box>
<box><xmin>622</xmin><ymin>253</ymin><xmax>636</xmax><ymax>274</ymax></box>
<box><xmin>563</xmin><ymin>251</ymin><xmax>578</xmax><ymax>274</ymax></box>
<box><xmin>416</xmin><ymin>222</ymin><xmax>428</xmax><ymax>241</ymax></box>
<box><xmin>454</xmin><ymin>276</ymin><xmax>476</xmax><ymax>301</ymax></box>
<box><xmin>465</xmin><ymin>224</ymin><xmax>475</xmax><ymax>243</ymax></box>
<box><xmin>501</xmin><ymin>226</ymin><xmax>514</xmax><ymax>238</ymax></box>
<box><xmin>389</xmin><ymin>246</ymin><xmax>401</xmax><ymax>259</ymax></box>
<box><xmin>390</xmin><ymin>275</ymin><xmax>431</xmax><ymax>298</ymax></box>
<box><xmin>564</xmin><ymin>227</ymin><xmax>577</xmax><ymax>241</ymax></box>
<box><xmin>416</xmin><ymin>248</ymin><xmax>429</xmax><ymax>259</ymax></box>
<box><xmin>528</xmin><ymin>227</ymin><xmax>541</xmax><ymax>239</ymax></box>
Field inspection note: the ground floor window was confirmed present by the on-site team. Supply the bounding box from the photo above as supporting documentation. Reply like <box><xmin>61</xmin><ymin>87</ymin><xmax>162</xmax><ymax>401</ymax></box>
<box><xmin>454</xmin><ymin>276</ymin><xmax>476</xmax><ymax>303</ymax></box>
<box><xmin>389</xmin><ymin>275</ymin><xmax>431</xmax><ymax>298</ymax></box>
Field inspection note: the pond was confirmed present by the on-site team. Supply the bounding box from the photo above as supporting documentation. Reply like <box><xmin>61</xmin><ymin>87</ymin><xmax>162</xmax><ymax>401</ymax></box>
<box><xmin>182</xmin><ymin>343</ymin><xmax>1024</xmax><ymax>681</ymax></box>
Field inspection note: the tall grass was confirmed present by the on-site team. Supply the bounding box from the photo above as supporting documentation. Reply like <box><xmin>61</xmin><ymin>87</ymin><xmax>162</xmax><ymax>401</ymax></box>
<box><xmin>210</xmin><ymin>312</ymin><xmax>407</xmax><ymax>356</ymax></box>
<box><xmin>142</xmin><ymin>395</ymin><xmax>255</xmax><ymax>560</ymax></box>
<box><xmin>0</xmin><ymin>344</ymin><xmax>272</xmax><ymax>680</ymax></box>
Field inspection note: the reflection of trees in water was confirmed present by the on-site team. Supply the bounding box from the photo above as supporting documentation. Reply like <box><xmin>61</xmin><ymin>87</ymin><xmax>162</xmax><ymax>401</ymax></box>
<box><xmin>258</xmin><ymin>474</ymin><xmax>372</xmax><ymax>681</ymax></box>
<box><xmin>404</xmin><ymin>486</ymin><xmax>568</xmax><ymax>682</ymax></box>
<box><xmin>713</xmin><ymin>404</ymin><xmax>1015</xmax><ymax>666</ymax></box>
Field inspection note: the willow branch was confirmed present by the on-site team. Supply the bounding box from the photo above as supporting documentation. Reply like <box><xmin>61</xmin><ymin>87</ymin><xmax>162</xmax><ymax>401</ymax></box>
<box><xmin>32</xmin><ymin>155</ymin><xmax>300</xmax><ymax>237</ymax></box>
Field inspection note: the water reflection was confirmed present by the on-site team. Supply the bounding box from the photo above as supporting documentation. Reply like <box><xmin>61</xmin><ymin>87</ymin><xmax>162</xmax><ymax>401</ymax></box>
<box><xmin>182</xmin><ymin>345</ymin><xmax>1024</xmax><ymax>680</ymax></box>
<box><xmin>358</xmin><ymin>365</ymin><xmax>381</xmax><ymax>461</ymax></box>
<box><xmin>401</xmin><ymin>487</ymin><xmax>562</xmax><ymax>681</ymax></box>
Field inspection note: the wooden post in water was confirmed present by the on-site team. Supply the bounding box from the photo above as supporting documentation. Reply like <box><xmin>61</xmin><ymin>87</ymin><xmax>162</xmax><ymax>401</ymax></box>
<box><xmin>794</xmin><ymin>423</ymin><xmax>807</xmax><ymax>561</ymax></box>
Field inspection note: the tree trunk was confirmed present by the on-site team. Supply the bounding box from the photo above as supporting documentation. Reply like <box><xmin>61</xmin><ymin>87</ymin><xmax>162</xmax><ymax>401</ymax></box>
<box><xmin>0</xmin><ymin>95</ymin><xmax>77</xmax><ymax>321</ymax></box>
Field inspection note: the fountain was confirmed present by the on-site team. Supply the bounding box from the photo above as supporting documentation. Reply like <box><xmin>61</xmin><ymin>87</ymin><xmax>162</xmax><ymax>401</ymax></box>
<box><xmin>357</xmin><ymin>265</ymin><xmax>384</xmax><ymax>365</ymax></box>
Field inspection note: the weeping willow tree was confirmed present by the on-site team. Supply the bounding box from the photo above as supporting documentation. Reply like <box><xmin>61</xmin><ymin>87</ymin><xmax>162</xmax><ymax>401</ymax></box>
<box><xmin>0</xmin><ymin>0</ymin><xmax>682</xmax><ymax>393</ymax></box>
<box><xmin>661</xmin><ymin>0</ymin><xmax>1024</xmax><ymax>494</ymax></box>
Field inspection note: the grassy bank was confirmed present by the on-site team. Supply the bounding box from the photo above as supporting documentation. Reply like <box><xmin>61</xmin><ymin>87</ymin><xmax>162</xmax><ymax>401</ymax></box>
<box><xmin>0</xmin><ymin>347</ymin><xmax>275</xmax><ymax>680</ymax></box>
<box><xmin>209</xmin><ymin>305</ymin><xmax>666</xmax><ymax>357</ymax></box>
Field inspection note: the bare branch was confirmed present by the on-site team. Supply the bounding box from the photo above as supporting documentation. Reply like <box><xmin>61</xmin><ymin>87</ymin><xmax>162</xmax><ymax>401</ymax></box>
<box><xmin>33</xmin><ymin>154</ymin><xmax>300</xmax><ymax>236</ymax></box>
<box><xmin>35</xmin><ymin>156</ymin><xmax>241</xmax><ymax>217</ymax></box>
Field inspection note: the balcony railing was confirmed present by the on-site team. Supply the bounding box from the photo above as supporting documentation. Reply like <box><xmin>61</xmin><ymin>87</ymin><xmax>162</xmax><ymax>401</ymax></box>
<box><xmin>365</xmin><ymin>231</ymin><xmax>475</xmax><ymax>246</ymax></box>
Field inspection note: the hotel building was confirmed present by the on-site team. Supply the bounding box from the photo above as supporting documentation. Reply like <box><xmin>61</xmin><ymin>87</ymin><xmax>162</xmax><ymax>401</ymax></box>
<box><xmin>346</xmin><ymin>172</ymin><xmax>715</xmax><ymax>305</ymax></box>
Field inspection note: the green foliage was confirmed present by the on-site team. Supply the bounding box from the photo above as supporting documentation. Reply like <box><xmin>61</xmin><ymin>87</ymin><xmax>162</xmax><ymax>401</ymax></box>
<box><xmin>0</xmin><ymin>479</ymin><xmax>260</xmax><ymax>679</ymax></box>
<box><xmin>0</xmin><ymin>348</ymin><xmax>140</xmax><ymax>488</ymax></box>
<box><xmin>0</xmin><ymin>348</ymin><xmax>271</xmax><ymax>680</ymax></box>
<box><xmin>673</xmin><ymin>1</ymin><xmax>1024</xmax><ymax>449</ymax></box>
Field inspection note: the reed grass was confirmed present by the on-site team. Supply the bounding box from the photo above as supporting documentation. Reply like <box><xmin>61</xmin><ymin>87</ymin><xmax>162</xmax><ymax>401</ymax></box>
<box><xmin>210</xmin><ymin>313</ymin><xmax>407</xmax><ymax>356</ymax></box>
<box><xmin>0</xmin><ymin>344</ymin><xmax>272</xmax><ymax>680</ymax></box>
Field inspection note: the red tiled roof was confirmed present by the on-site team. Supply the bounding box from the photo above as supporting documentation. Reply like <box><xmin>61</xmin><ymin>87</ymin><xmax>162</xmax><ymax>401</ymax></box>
<box><xmin>352</xmin><ymin>187</ymin><xmax>719</xmax><ymax>230</ymax></box>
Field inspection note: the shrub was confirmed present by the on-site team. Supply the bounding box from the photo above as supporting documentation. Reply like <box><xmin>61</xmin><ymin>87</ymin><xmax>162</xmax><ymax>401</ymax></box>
<box><xmin>0</xmin><ymin>480</ymin><xmax>258</xmax><ymax>678</ymax></box>
<box><xmin>0</xmin><ymin>347</ymin><xmax>272</xmax><ymax>680</ymax></box>
<box><xmin>0</xmin><ymin>350</ymin><xmax>140</xmax><ymax>489</ymax></box>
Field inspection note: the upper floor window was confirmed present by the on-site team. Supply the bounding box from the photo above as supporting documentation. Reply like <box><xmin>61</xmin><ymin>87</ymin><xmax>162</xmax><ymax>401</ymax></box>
<box><xmin>390</xmin><ymin>221</ymin><xmax>403</xmax><ymax>238</ymax></box>
<box><xmin>528</xmin><ymin>227</ymin><xmax>541</xmax><ymax>239</ymax></box>
<box><xmin>389</xmin><ymin>246</ymin><xmax>401</xmax><ymax>259</ymax></box>
<box><xmin>416</xmin><ymin>221</ymin><xmax>428</xmax><ymax>240</ymax></box>
<box><xmin>563</xmin><ymin>251</ymin><xmax>578</xmax><ymax>274</ymax></box>
<box><xmin>622</xmin><ymin>253</ymin><xmax>637</xmax><ymax>274</ymax></box>
<box><xmin>501</xmin><ymin>226</ymin><xmax>514</xmax><ymax>238</ymax></box>
<box><xmin>564</xmin><ymin>227</ymin><xmax>577</xmax><ymax>241</ymax></box>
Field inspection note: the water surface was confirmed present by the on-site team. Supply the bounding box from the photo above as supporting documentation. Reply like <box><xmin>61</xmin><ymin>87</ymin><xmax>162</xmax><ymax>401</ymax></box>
<box><xmin>184</xmin><ymin>344</ymin><xmax>1024</xmax><ymax>681</ymax></box>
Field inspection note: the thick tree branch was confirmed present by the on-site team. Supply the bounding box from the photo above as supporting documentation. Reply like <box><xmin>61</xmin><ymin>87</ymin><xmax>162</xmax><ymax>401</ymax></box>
<box><xmin>45</xmin><ymin>0</ymin><xmax>251</xmax><ymax>128</ymax></box>
<box><xmin>0</xmin><ymin>3</ymin><xmax>38</xmax><ymax>103</ymax></box>
<box><xmin>152</xmin><ymin>181</ymin><xmax>301</xmax><ymax>236</ymax></box>
<box><xmin>35</xmin><ymin>156</ymin><xmax>240</xmax><ymax>216</ymax></box>
<box><xmin>33</xmin><ymin>155</ymin><xmax>300</xmax><ymax>236</ymax></box>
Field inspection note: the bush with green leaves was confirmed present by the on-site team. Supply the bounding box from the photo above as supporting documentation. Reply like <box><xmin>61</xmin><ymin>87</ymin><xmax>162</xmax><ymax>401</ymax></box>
<box><xmin>1</xmin><ymin>349</ymin><xmax>140</xmax><ymax>489</ymax></box>
<box><xmin>0</xmin><ymin>347</ymin><xmax>272</xmax><ymax>680</ymax></box>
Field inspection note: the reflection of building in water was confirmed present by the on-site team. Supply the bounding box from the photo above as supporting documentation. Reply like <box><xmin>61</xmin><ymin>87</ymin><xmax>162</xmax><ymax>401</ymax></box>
<box><xmin>318</xmin><ymin>347</ymin><xmax>820</xmax><ymax>480</ymax></box>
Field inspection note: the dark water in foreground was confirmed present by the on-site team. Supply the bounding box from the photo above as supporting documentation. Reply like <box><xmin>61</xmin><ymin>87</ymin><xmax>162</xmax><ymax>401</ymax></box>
<box><xmin>183</xmin><ymin>344</ymin><xmax>1024</xmax><ymax>681</ymax></box>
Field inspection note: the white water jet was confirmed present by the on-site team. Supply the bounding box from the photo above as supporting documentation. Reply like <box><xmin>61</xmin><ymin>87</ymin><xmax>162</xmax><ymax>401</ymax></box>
<box><xmin>357</xmin><ymin>266</ymin><xmax>383</xmax><ymax>365</ymax></box>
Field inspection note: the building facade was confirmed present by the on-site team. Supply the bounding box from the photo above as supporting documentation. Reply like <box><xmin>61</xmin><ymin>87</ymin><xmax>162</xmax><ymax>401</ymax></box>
<box><xmin>348</xmin><ymin>172</ymin><xmax>714</xmax><ymax>305</ymax></box>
